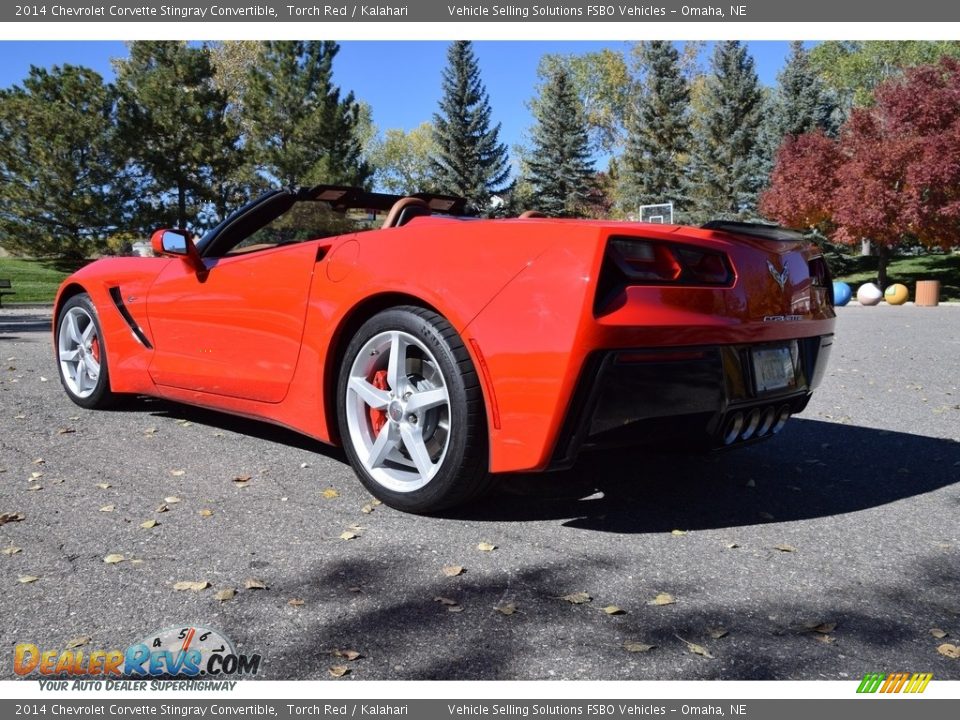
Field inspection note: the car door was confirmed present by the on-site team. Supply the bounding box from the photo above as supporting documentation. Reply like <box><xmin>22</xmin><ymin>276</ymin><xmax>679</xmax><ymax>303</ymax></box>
<box><xmin>145</xmin><ymin>242</ymin><xmax>317</xmax><ymax>403</ymax></box>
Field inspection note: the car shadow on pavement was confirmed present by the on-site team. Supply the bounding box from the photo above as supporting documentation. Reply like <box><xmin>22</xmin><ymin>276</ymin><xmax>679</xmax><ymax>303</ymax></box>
<box><xmin>105</xmin><ymin>395</ymin><xmax>348</xmax><ymax>462</ymax></box>
<box><xmin>457</xmin><ymin>418</ymin><xmax>960</xmax><ymax>533</ymax></box>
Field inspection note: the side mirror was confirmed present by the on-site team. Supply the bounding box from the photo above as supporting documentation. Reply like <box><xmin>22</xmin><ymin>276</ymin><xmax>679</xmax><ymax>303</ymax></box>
<box><xmin>151</xmin><ymin>228</ymin><xmax>191</xmax><ymax>256</ymax></box>
<box><xmin>150</xmin><ymin>228</ymin><xmax>206</xmax><ymax>277</ymax></box>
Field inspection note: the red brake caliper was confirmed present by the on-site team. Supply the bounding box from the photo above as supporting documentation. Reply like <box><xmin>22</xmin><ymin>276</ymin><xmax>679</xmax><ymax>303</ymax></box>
<box><xmin>90</xmin><ymin>337</ymin><xmax>101</xmax><ymax>363</ymax></box>
<box><xmin>368</xmin><ymin>369</ymin><xmax>389</xmax><ymax>434</ymax></box>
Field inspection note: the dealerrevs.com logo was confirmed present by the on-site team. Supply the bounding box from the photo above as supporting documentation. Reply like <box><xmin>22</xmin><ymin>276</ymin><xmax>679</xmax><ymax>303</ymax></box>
<box><xmin>857</xmin><ymin>672</ymin><xmax>933</xmax><ymax>694</ymax></box>
<box><xmin>14</xmin><ymin>625</ymin><xmax>261</xmax><ymax>682</ymax></box>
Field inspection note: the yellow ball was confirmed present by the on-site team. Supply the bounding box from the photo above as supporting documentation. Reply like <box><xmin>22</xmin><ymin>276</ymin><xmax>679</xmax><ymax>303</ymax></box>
<box><xmin>884</xmin><ymin>283</ymin><xmax>909</xmax><ymax>305</ymax></box>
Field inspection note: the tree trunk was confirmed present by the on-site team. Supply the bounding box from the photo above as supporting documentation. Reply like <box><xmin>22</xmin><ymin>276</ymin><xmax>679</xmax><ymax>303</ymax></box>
<box><xmin>177</xmin><ymin>182</ymin><xmax>187</xmax><ymax>230</ymax></box>
<box><xmin>876</xmin><ymin>244</ymin><xmax>890</xmax><ymax>290</ymax></box>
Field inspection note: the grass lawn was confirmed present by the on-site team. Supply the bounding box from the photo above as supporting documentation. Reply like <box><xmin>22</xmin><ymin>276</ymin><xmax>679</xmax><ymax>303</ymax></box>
<box><xmin>0</xmin><ymin>257</ymin><xmax>74</xmax><ymax>305</ymax></box>
<box><xmin>835</xmin><ymin>252</ymin><xmax>960</xmax><ymax>302</ymax></box>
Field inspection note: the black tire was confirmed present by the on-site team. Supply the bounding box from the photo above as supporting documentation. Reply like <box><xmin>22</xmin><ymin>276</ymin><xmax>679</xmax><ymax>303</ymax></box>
<box><xmin>336</xmin><ymin>306</ymin><xmax>490</xmax><ymax>513</ymax></box>
<box><xmin>55</xmin><ymin>293</ymin><xmax>116</xmax><ymax>409</ymax></box>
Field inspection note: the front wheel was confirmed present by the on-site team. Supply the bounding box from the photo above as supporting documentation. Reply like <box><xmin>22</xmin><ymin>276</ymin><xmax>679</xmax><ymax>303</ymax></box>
<box><xmin>336</xmin><ymin>306</ymin><xmax>489</xmax><ymax>513</ymax></box>
<box><xmin>55</xmin><ymin>293</ymin><xmax>116</xmax><ymax>409</ymax></box>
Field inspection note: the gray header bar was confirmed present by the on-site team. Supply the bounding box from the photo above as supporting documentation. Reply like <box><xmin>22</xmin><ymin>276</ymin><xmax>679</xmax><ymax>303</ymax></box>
<box><xmin>5</xmin><ymin>0</ymin><xmax>960</xmax><ymax>23</ymax></box>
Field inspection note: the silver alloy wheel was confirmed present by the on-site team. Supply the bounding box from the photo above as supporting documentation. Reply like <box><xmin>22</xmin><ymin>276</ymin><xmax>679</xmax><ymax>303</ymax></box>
<box><xmin>58</xmin><ymin>306</ymin><xmax>101</xmax><ymax>399</ymax></box>
<box><xmin>344</xmin><ymin>330</ymin><xmax>451</xmax><ymax>493</ymax></box>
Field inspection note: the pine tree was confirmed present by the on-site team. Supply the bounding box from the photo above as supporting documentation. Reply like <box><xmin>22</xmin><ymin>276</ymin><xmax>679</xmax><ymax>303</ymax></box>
<box><xmin>757</xmin><ymin>42</ymin><xmax>842</xmax><ymax>198</ymax></box>
<box><xmin>432</xmin><ymin>41</ymin><xmax>511</xmax><ymax>213</ymax></box>
<box><xmin>244</xmin><ymin>41</ymin><xmax>370</xmax><ymax>189</ymax></box>
<box><xmin>772</xmin><ymin>41</ymin><xmax>841</xmax><ymax>139</ymax></box>
<box><xmin>619</xmin><ymin>41</ymin><xmax>692</xmax><ymax>218</ymax></box>
<box><xmin>115</xmin><ymin>41</ymin><xmax>239</xmax><ymax>231</ymax></box>
<box><xmin>524</xmin><ymin>66</ymin><xmax>595</xmax><ymax>217</ymax></box>
<box><xmin>689</xmin><ymin>41</ymin><xmax>765</xmax><ymax>221</ymax></box>
<box><xmin>0</xmin><ymin>65</ymin><xmax>131</xmax><ymax>258</ymax></box>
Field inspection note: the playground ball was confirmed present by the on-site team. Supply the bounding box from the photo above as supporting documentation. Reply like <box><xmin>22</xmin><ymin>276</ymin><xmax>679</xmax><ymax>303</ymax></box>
<box><xmin>857</xmin><ymin>282</ymin><xmax>883</xmax><ymax>306</ymax></box>
<box><xmin>884</xmin><ymin>283</ymin><xmax>909</xmax><ymax>305</ymax></box>
<box><xmin>832</xmin><ymin>281</ymin><xmax>852</xmax><ymax>306</ymax></box>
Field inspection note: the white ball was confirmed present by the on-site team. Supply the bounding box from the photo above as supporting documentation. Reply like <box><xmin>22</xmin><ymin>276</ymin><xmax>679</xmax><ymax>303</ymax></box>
<box><xmin>857</xmin><ymin>282</ymin><xmax>883</xmax><ymax>306</ymax></box>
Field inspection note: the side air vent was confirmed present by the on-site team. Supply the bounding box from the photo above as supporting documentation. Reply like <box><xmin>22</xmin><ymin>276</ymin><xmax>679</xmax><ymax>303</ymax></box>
<box><xmin>108</xmin><ymin>287</ymin><xmax>153</xmax><ymax>349</ymax></box>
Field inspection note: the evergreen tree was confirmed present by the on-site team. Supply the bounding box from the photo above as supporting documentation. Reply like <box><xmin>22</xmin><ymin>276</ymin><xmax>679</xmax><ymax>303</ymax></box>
<box><xmin>524</xmin><ymin>66</ymin><xmax>594</xmax><ymax>217</ymax></box>
<box><xmin>115</xmin><ymin>41</ymin><xmax>239</xmax><ymax>231</ymax></box>
<box><xmin>772</xmin><ymin>41</ymin><xmax>841</xmax><ymax>139</ymax></box>
<box><xmin>757</xmin><ymin>42</ymin><xmax>841</xmax><ymax>196</ymax></box>
<box><xmin>244</xmin><ymin>41</ymin><xmax>370</xmax><ymax>189</ymax></box>
<box><xmin>619</xmin><ymin>40</ymin><xmax>692</xmax><ymax>218</ymax></box>
<box><xmin>432</xmin><ymin>41</ymin><xmax>511</xmax><ymax>213</ymax></box>
<box><xmin>0</xmin><ymin>65</ymin><xmax>131</xmax><ymax>259</ymax></box>
<box><xmin>688</xmin><ymin>41</ymin><xmax>765</xmax><ymax>220</ymax></box>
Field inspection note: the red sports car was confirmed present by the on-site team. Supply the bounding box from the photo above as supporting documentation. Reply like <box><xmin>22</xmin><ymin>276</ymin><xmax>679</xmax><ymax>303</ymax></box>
<box><xmin>53</xmin><ymin>186</ymin><xmax>835</xmax><ymax>512</ymax></box>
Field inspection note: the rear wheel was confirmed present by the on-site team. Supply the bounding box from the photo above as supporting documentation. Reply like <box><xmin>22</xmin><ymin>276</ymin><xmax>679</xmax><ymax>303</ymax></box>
<box><xmin>56</xmin><ymin>293</ymin><xmax>115</xmax><ymax>409</ymax></box>
<box><xmin>336</xmin><ymin>306</ymin><xmax>489</xmax><ymax>513</ymax></box>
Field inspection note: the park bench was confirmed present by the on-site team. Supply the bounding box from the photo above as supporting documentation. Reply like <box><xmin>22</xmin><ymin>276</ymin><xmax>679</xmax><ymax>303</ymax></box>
<box><xmin>0</xmin><ymin>279</ymin><xmax>13</xmax><ymax>306</ymax></box>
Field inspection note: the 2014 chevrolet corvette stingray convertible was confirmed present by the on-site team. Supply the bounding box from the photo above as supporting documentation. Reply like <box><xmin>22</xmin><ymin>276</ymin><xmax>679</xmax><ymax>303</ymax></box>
<box><xmin>54</xmin><ymin>186</ymin><xmax>835</xmax><ymax>512</ymax></box>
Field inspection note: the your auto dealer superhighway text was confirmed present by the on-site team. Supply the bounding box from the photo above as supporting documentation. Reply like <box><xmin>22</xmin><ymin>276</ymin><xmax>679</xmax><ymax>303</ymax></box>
<box><xmin>40</xmin><ymin>5</ymin><xmax>277</xmax><ymax>17</ymax></box>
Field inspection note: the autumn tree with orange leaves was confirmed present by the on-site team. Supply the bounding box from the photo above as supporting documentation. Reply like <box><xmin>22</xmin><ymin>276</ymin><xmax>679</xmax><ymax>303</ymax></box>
<box><xmin>761</xmin><ymin>57</ymin><xmax>960</xmax><ymax>289</ymax></box>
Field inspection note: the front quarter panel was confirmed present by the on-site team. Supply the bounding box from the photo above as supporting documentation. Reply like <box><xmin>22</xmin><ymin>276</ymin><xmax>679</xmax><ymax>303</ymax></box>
<box><xmin>54</xmin><ymin>257</ymin><xmax>171</xmax><ymax>395</ymax></box>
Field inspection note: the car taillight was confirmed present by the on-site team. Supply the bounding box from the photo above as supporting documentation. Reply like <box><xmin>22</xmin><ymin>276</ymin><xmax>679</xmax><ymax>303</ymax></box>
<box><xmin>607</xmin><ymin>237</ymin><xmax>733</xmax><ymax>286</ymax></box>
<box><xmin>609</xmin><ymin>239</ymin><xmax>682</xmax><ymax>282</ymax></box>
<box><xmin>807</xmin><ymin>255</ymin><xmax>833</xmax><ymax>304</ymax></box>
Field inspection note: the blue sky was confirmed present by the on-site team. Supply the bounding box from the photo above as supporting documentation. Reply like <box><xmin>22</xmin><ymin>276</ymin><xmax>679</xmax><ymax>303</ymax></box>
<box><xmin>0</xmin><ymin>41</ymin><xmax>797</xmax><ymax>155</ymax></box>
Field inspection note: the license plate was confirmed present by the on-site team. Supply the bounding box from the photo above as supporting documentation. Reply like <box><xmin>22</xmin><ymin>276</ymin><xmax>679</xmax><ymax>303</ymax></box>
<box><xmin>751</xmin><ymin>346</ymin><xmax>796</xmax><ymax>392</ymax></box>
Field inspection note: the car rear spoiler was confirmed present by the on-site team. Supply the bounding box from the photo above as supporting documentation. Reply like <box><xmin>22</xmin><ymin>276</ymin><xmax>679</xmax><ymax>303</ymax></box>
<box><xmin>701</xmin><ymin>220</ymin><xmax>806</xmax><ymax>243</ymax></box>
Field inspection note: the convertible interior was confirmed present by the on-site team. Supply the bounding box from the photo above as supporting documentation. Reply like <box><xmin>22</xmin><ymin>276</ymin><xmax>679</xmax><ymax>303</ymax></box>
<box><xmin>197</xmin><ymin>186</ymin><xmax>468</xmax><ymax>258</ymax></box>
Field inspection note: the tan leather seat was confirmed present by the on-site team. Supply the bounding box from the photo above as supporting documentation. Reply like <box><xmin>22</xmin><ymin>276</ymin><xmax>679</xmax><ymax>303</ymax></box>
<box><xmin>519</xmin><ymin>210</ymin><xmax>547</xmax><ymax>218</ymax></box>
<box><xmin>382</xmin><ymin>197</ymin><xmax>431</xmax><ymax>229</ymax></box>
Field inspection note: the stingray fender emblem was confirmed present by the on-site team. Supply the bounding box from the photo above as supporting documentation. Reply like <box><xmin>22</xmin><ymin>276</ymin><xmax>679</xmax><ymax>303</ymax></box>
<box><xmin>767</xmin><ymin>260</ymin><xmax>789</xmax><ymax>290</ymax></box>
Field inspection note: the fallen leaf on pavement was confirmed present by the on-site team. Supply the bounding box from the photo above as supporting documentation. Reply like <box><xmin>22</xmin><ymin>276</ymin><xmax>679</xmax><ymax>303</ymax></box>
<box><xmin>602</xmin><ymin>605</ymin><xmax>626</xmax><ymax>615</ymax></box>
<box><xmin>288</xmin><ymin>598</ymin><xmax>305</xmax><ymax>607</ymax></box>
<box><xmin>321</xmin><ymin>488</ymin><xmax>339</xmax><ymax>499</ymax></box>
<box><xmin>671</xmin><ymin>529</ymin><xmax>687</xmax><ymax>536</ymax></box>
<box><xmin>333</xmin><ymin>649</ymin><xmax>362</xmax><ymax>661</ymax></box>
<box><xmin>433</xmin><ymin>596</ymin><xmax>458</xmax><ymax>606</ymax></box>
<box><xmin>340</xmin><ymin>531</ymin><xmax>358</xmax><ymax>540</ymax></box>
<box><xmin>214</xmin><ymin>589</ymin><xmax>236</xmax><ymax>602</ymax></box>
<box><xmin>810</xmin><ymin>622</ymin><xmax>837</xmax><ymax>634</ymax></box>
<box><xmin>562</xmin><ymin>592</ymin><xmax>592</xmax><ymax>604</ymax></box>
<box><xmin>624</xmin><ymin>642</ymin><xmax>655</xmax><ymax>653</ymax></box>
<box><xmin>65</xmin><ymin>636</ymin><xmax>91</xmax><ymax>649</ymax></box>
<box><xmin>0</xmin><ymin>512</ymin><xmax>25</xmax><ymax>525</ymax></box>
<box><xmin>233</xmin><ymin>475</ymin><xmax>251</xmax><ymax>488</ymax></box>
<box><xmin>199</xmin><ymin>509</ymin><xmax>213</xmax><ymax>518</ymax></box>
<box><xmin>2</xmin><ymin>546</ymin><xmax>22</xmax><ymax>555</ymax></box>
<box><xmin>442</xmin><ymin>565</ymin><xmax>464</xmax><ymax>577</ymax></box>
<box><xmin>708</xmin><ymin>628</ymin><xmax>729</xmax><ymax>639</ymax></box>
<box><xmin>774</xmin><ymin>544</ymin><xmax>797</xmax><ymax>553</ymax></box>
<box><xmin>329</xmin><ymin>665</ymin><xmax>350</xmax><ymax>678</ymax></box>
<box><xmin>163</xmin><ymin>496</ymin><xmax>181</xmax><ymax>504</ymax></box>
<box><xmin>244</xmin><ymin>578</ymin><xmax>268</xmax><ymax>590</ymax></box>
<box><xmin>930</xmin><ymin>629</ymin><xmax>948</xmax><ymax>639</ymax></box>
<box><xmin>155</xmin><ymin>504</ymin><xmax>169</xmax><ymax>513</ymax></box>
<box><xmin>18</xmin><ymin>575</ymin><xmax>39</xmax><ymax>583</ymax></box>
<box><xmin>96</xmin><ymin>483</ymin><xmax>111</xmax><ymax>490</ymax></box>
<box><xmin>477</xmin><ymin>542</ymin><xmax>496</xmax><ymax>552</ymax></box>
<box><xmin>495</xmin><ymin>602</ymin><xmax>518</xmax><ymax>616</ymax></box>
<box><xmin>103</xmin><ymin>554</ymin><xmax>125</xmax><ymax>564</ymax></box>
<box><xmin>649</xmin><ymin>593</ymin><xmax>676</xmax><ymax>606</ymax></box>
<box><xmin>173</xmin><ymin>581</ymin><xmax>210</xmax><ymax>592</ymax></box>
<box><xmin>937</xmin><ymin>643</ymin><xmax>960</xmax><ymax>659</ymax></box>
<box><xmin>99</xmin><ymin>505</ymin><xmax>115</xmax><ymax>513</ymax></box>
<box><xmin>140</xmin><ymin>519</ymin><xmax>158</xmax><ymax>529</ymax></box>
<box><xmin>676</xmin><ymin>635</ymin><xmax>714</xmax><ymax>658</ymax></box>
<box><xmin>170</xmin><ymin>470</ymin><xmax>185</xmax><ymax>477</ymax></box>
<box><xmin>361</xmin><ymin>504</ymin><xmax>376</xmax><ymax>514</ymax></box>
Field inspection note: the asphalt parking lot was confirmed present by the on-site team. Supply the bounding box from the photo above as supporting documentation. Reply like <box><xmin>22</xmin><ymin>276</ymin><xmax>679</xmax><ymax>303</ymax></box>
<box><xmin>1</xmin><ymin>305</ymin><xmax>958</xmax><ymax>681</ymax></box>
